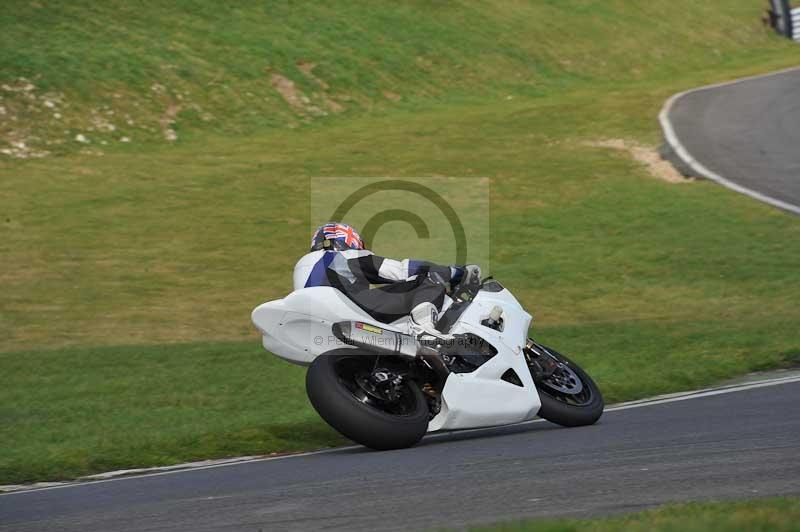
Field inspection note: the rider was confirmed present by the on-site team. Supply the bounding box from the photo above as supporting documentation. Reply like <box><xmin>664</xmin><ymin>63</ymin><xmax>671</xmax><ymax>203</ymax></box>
<box><xmin>294</xmin><ymin>222</ymin><xmax>480</xmax><ymax>325</ymax></box>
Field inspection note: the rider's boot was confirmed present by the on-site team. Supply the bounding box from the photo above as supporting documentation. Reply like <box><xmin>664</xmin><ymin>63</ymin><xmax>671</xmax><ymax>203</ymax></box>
<box><xmin>409</xmin><ymin>303</ymin><xmax>453</xmax><ymax>382</ymax></box>
<box><xmin>410</xmin><ymin>302</ymin><xmax>441</xmax><ymax>336</ymax></box>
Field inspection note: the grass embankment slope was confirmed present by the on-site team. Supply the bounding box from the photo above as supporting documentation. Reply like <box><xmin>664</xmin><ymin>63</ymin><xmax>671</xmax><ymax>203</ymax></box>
<box><xmin>475</xmin><ymin>497</ymin><xmax>800</xmax><ymax>532</ymax></box>
<box><xmin>1</xmin><ymin>1</ymin><xmax>799</xmax><ymax>483</ymax></box>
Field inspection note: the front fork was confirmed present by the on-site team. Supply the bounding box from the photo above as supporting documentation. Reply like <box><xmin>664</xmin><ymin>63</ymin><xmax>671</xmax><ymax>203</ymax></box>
<box><xmin>524</xmin><ymin>338</ymin><xmax>561</xmax><ymax>380</ymax></box>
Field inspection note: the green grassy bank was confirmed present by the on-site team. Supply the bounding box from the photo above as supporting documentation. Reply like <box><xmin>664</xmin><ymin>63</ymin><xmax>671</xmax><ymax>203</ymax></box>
<box><xmin>473</xmin><ymin>497</ymin><xmax>800</xmax><ymax>532</ymax></box>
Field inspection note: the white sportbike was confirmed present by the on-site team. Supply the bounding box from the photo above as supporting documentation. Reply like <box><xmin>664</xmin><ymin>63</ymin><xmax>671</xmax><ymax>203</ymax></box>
<box><xmin>252</xmin><ymin>275</ymin><xmax>603</xmax><ymax>450</ymax></box>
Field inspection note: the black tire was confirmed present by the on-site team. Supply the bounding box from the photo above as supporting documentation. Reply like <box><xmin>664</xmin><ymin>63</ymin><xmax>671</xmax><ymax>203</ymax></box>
<box><xmin>530</xmin><ymin>345</ymin><xmax>604</xmax><ymax>427</ymax></box>
<box><xmin>306</xmin><ymin>349</ymin><xmax>429</xmax><ymax>450</ymax></box>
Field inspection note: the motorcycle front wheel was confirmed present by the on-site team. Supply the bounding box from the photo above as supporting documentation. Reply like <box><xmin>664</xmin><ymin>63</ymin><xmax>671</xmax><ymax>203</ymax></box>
<box><xmin>306</xmin><ymin>349</ymin><xmax>429</xmax><ymax>450</ymax></box>
<box><xmin>526</xmin><ymin>343</ymin><xmax>604</xmax><ymax>427</ymax></box>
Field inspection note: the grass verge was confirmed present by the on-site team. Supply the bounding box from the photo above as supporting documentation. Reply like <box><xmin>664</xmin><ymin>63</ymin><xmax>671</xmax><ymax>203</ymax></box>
<box><xmin>472</xmin><ymin>497</ymin><xmax>800</xmax><ymax>532</ymax></box>
<box><xmin>0</xmin><ymin>341</ymin><xmax>343</xmax><ymax>484</ymax></box>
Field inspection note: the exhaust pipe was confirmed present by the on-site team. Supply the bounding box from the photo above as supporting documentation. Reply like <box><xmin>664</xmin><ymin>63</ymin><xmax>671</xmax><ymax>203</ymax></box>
<box><xmin>332</xmin><ymin>321</ymin><xmax>419</xmax><ymax>358</ymax></box>
<box><xmin>332</xmin><ymin>321</ymin><xmax>450</xmax><ymax>380</ymax></box>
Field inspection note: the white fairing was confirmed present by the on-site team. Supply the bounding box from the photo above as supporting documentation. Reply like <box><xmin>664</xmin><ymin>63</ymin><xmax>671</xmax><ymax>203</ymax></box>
<box><xmin>252</xmin><ymin>287</ymin><xmax>401</xmax><ymax>365</ymax></box>
<box><xmin>251</xmin><ymin>284</ymin><xmax>541</xmax><ymax>431</ymax></box>
<box><xmin>428</xmin><ymin>288</ymin><xmax>540</xmax><ymax>431</ymax></box>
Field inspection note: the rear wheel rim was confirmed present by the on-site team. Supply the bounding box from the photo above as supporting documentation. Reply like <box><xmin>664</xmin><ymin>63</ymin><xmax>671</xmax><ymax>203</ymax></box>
<box><xmin>334</xmin><ymin>356</ymin><xmax>419</xmax><ymax>416</ymax></box>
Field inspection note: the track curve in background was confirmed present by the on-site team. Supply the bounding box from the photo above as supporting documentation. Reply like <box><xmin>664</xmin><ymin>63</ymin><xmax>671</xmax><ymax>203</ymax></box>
<box><xmin>660</xmin><ymin>67</ymin><xmax>800</xmax><ymax>215</ymax></box>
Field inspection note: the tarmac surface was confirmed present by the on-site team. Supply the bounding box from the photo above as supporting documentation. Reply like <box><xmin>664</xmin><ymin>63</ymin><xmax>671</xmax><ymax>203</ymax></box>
<box><xmin>663</xmin><ymin>67</ymin><xmax>800</xmax><ymax>212</ymax></box>
<box><xmin>2</xmin><ymin>379</ymin><xmax>799</xmax><ymax>531</ymax></box>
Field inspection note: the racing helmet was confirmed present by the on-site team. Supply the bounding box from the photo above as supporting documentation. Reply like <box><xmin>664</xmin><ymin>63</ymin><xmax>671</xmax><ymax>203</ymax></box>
<box><xmin>310</xmin><ymin>222</ymin><xmax>365</xmax><ymax>252</ymax></box>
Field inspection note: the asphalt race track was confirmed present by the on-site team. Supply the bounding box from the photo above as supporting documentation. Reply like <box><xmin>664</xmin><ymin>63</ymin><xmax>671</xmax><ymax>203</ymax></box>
<box><xmin>2</xmin><ymin>379</ymin><xmax>800</xmax><ymax>531</ymax></box>
<box><xmin>662</xmin><ymin>67</ymin><xmax>800</xmax><ymax>213</ymax></box>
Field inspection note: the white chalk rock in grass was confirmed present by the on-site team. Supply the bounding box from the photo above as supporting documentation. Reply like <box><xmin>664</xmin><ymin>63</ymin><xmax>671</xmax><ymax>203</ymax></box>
<box><xmin>75</xmin><ymin>134</ymin><xmax>89</xmax><ymax>143</ymax></box>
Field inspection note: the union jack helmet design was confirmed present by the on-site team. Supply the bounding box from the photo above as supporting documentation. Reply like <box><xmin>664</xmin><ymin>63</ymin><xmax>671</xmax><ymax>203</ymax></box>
<box><xmin>310</xmin><ymin>222</ymin><xmax>365</xmax><ymax>252</ymax></box>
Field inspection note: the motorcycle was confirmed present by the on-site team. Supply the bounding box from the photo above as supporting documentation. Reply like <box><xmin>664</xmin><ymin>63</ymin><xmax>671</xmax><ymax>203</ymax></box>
<box><xmin>251</xmin><ymin>274</ymin><xmax>603</xmax><ymax>450</ymax></box>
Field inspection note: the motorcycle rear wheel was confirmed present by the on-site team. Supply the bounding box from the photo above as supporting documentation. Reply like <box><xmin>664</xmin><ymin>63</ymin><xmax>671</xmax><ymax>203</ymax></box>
<box><xmin>306</xmin><ymin>349</ymin><xmax>429</xmax><ymax>450</ymax></box>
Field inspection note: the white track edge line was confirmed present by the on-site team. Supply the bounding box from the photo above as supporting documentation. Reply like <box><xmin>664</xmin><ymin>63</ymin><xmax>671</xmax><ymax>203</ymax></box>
<box><xmin>605</xmin><ymin>374</ymin><xmax>800</xmax><ymax>412</ymax></box>
<box><xmin>658</xmin><ymin>65</ymin><xmax>800</xmax><ymax>215</ymax></box>
<box><xmin>3</xmin><ymin>373</ymin><xmax>799</xmax><ymax>496</ymax></box>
